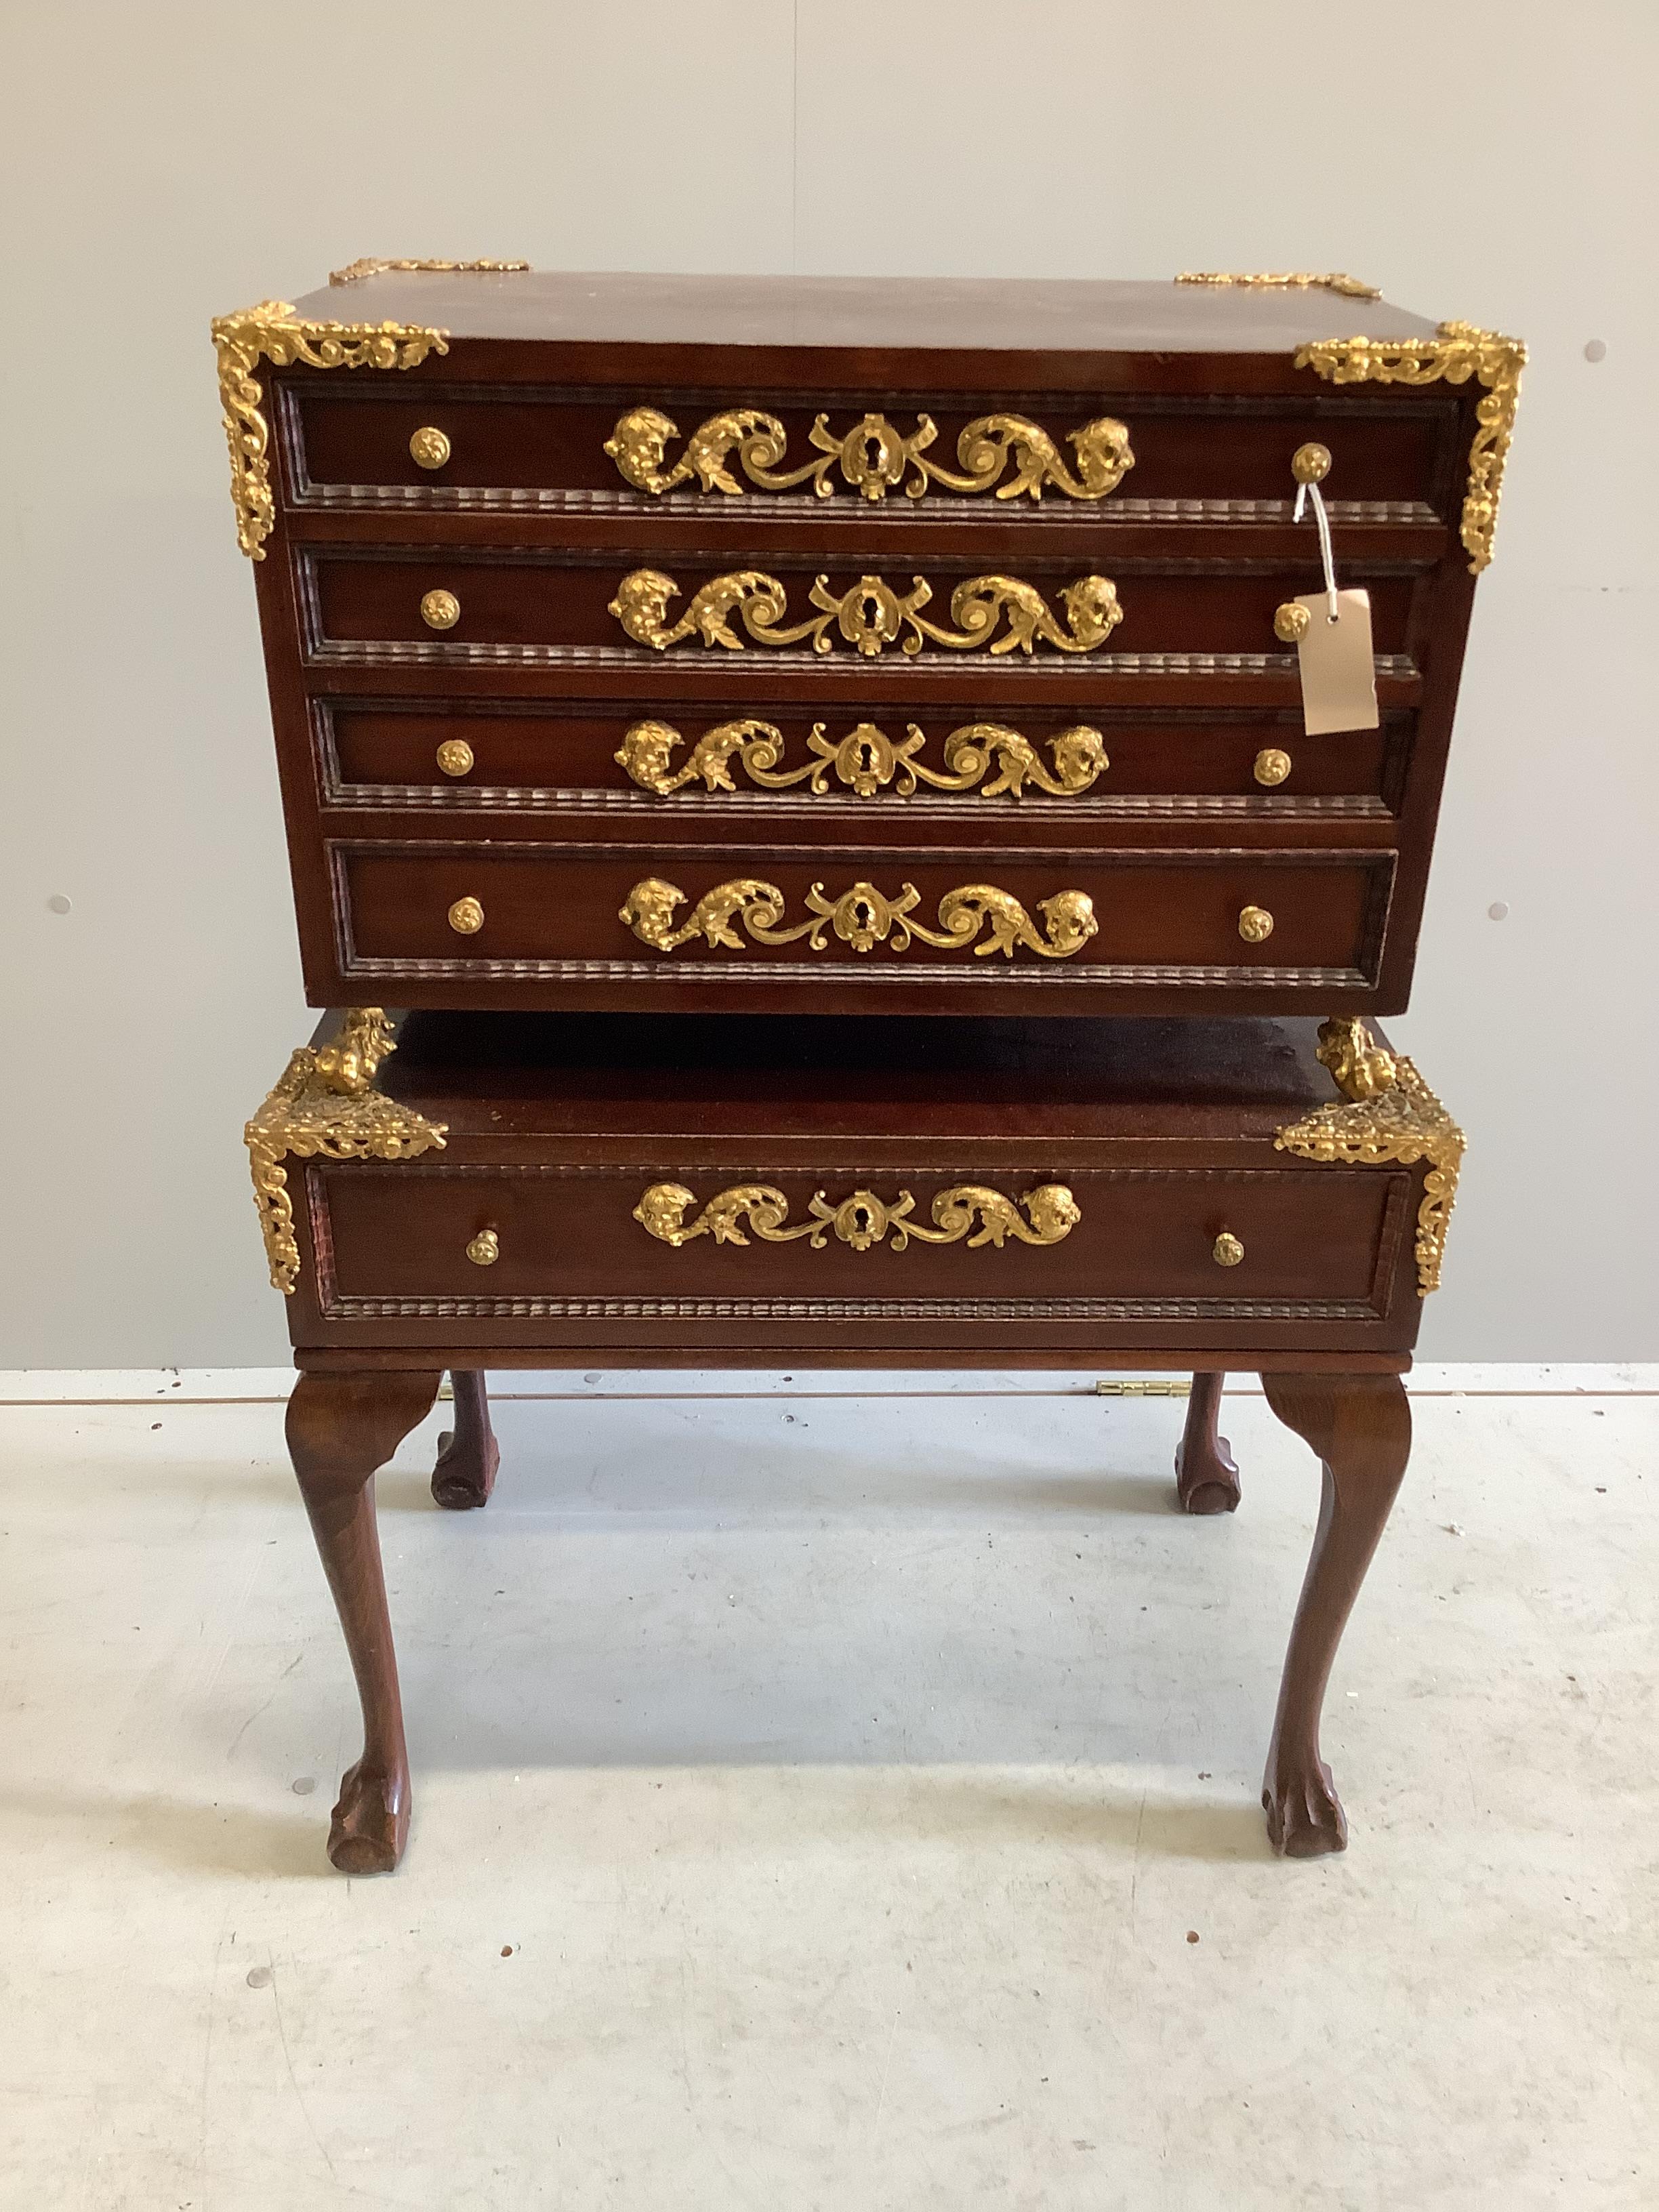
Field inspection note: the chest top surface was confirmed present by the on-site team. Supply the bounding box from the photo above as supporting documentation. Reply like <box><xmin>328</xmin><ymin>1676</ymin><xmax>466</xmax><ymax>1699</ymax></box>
<box><xmin>287</xmin><ymin>268</ymin><xmax>1445</xmax><ymax>356</ymax></box>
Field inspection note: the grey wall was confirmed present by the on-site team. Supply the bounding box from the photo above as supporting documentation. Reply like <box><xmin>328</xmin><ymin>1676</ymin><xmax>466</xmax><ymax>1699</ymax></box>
<box><xmin>3</xmin><ymin>0</ymin><xmax>1654</xmax><ymax>1366</ymax></box>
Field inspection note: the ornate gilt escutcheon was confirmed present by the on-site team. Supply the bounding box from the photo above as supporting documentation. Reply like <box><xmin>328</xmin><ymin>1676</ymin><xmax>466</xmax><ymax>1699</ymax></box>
<box><xmin>619</xmin><ymin>878</ymin><xmax>1098</xmax><ymax>961</ymax></box>
<box><xmin>607</xmin><ymin>569</ymin><xmax>1124</xmax><ymax>657</ymax></box>
<box><xmin>604</xmin><ymin>406</ymin><xmax>1134</xmax><ymax>502</ymax></box>
<box><xmin>615</xmin><ymin>718</ymin><xmax>1109</xmax><ymax>800</ymax></box>
<box><xmin>633</xmin><ymin>1181</ymin><xmax>1082</xmax><ymax>1252</ymax></box>
<box><xmin>244</xmin><ymin>1009</ymin><xmax>447</xmax><ymax>1294</ymax></box>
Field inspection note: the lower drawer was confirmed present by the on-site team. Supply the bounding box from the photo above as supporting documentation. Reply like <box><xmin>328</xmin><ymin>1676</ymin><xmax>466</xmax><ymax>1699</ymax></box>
<box><xmin>331</xmin><ymin>844</ymin><xmax>1395</xmax><ymax>991</ymax></box>
<box><xmin>310</xmin><ymin>1160</ymin><xmax>1412</xmax><ymax>1322</ymax></box>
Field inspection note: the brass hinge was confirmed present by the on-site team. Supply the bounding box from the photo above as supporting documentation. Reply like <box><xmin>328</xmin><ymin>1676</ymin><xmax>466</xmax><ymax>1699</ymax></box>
<box><xmin>1094</xmin><ymin>1380</ymin><xmax>1192</xmax><ymax>1398</ymax></box>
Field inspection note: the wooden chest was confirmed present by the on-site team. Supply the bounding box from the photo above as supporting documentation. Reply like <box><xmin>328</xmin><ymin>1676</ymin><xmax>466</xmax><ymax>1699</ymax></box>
<box><xmin>217</xmin><ymin>265</ymin><xmax>1521</xmax><ymax>1019</ymax></box>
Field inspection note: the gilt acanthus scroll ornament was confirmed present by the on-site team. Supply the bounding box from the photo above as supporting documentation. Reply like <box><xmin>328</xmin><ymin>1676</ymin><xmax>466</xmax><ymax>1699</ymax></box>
<box><xmin>1176</xmin><ymin>271</ymin><xmax>1380</xmax><ymax>300</ymax></box>
<box><xmin>329</xmin><ymin>257</ymin><xmax>530</xmax><ymax>285</ymax></box>
<box><xmin>615</xmin><ymin>718</ymin><xmax>1109</xmax><ymax>800</ymax></box>
<box><xmin>619</xmin><ymin>878</ymin><xmax>1098</xmax><ymax>961</ymax></box>
<box><xmin>604</xmin><ymin>405</ymin><xmax>1134</xmax><ymax>502</ymax></box>
<box><xmin>607</xmin><ymin>569</ymin><xmax>1124</xmax><ymax>657</ymax></box>
<box><xmin>1315</xmin><ymin>1015</ymin><xmax>1397</xmax><ymax>1102</ymax></box>
<box><xmin>1275</xmin><ymin>1043</ymin><xmax>1463</xmax><ymax>1296</ymax></box>
<box><xmin>213</xmin><ymin>302</ymin><xmax>449</xmax><ymax>558</ymax></box>
<box><xmin>633</xmin><ymin>1181</ymin><xmax>1082</xmax><ymax>1253</ymax></box>
<box><xmin>245</xmin><ymin>1008</ymin><xmax>446</xmax><ymax>1294</ymax></box>
<box><xmin>1294</xmin><ymin>321</ymin><xmax>1525</xmax><ymax>573</ymax></box>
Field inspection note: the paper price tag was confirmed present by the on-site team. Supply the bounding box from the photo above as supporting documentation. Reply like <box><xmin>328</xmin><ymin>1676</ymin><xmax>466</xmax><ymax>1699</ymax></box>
<box><xmin>1292</xmin><ymin>589</ymin><xmax>1379</xmax><ymax>736</ymax></box>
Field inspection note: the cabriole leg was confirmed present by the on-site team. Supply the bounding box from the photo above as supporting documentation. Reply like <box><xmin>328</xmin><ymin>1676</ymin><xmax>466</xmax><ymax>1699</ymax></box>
<box><xmin>286</xmin><ymin>1368</ymin><xmax>443</xmax><ymax>1873</ymax></box>
<box><xmin>432</xmin><ymin>1369</ymin><xmax>501</xmax><ymax>1511</ymax></box>
<box><xmin>1260</xmin><ymin>1371</ymin><xmax>1410</xmax><ymax>1858</ymax></box>
<box><xmin>1174</xmin><ymin>1372</ymin><xmax>1241</xmax><ymax>1515</ymax></box>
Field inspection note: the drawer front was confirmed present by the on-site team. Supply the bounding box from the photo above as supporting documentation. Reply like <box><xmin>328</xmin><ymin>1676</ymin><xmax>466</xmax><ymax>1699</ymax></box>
<box><xmin>285</xmin><ymin>384</ymin><xmax>1454</xmax><ymax>516</ymax></box>
<box><xmin>322</xmin><ymin>698</ymin><xmax>1399</xmax><ymax>813</ymax></box>
<box><xmin>311</xmin><ymin>1160</ymin><xmax>1413</xmax><ymax>1321</ymax></box>
<box><xmin>304</xmin><ymin>552</ymin><xmax>1418</xmax><ymax>665</ymax></box>
<box><xmin>333</xmin><ymin>844</ymin><xmax>1393</xmax><ymax>987</ymax></box>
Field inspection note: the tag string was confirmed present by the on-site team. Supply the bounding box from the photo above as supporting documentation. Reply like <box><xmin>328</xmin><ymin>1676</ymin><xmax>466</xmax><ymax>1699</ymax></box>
<box><xmin>1294</xmin><ymin>478</ymin><xmax>1340</xmax><ymax>622</ymax></box>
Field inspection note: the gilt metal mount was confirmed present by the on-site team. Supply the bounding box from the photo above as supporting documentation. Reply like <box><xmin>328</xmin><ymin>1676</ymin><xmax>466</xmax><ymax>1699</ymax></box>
<box><xmin>245</xmin><ymin>1009</ymin><xmax>445</xmax><ymax>1294</ymax></box>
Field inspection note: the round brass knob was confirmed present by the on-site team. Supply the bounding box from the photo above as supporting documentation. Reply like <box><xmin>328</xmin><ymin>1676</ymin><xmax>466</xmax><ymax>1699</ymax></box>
<box><xmin>1237</xmin><ymin>905</ymin><xmax>1275</xmax><ymax>943</ymax></box>
<box><xmin>1274</xmin><ymin>601</ymin><xmax>1311</xmax><ymax>644</ymax></box>
<box><xmin>1291</xmin><ymin>442</ymin><xmax>1332</xmax><ymax>486</ymax></box>
<box><xmin>465</xmin><ymin>1229</ymin><xmax>499</xmax><ymax>1267</ymax></box>
<box><xmin>1212</xmin><ymin>1231</ymin><xmax>1246</xmax><ymax>1269</ymax></box>
<box><xmin>435</xmin><ymin>739</ymin><xmax>474</xmax><ymax>778</ymax></box>
<box><xmin>448</xmin><ymin>895</ymin><xmax>485</xmax><ymax>935</ymax></box>
<box><xmin>410</xmin><ymin>426</ymin><xmax>451</xmax><ymax>471</ymax></box>
<box><xmin>1253</xmin><ymin>747</ymin><xmax>1292</xmax><ymax>787</ymax></box>
<box><xmin>421</xmin><ymin>588</ymin><xmax>461</xmax><ymax>631</ymax></box>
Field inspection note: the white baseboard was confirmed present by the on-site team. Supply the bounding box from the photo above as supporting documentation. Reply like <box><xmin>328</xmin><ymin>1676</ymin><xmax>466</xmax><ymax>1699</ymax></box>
<box><xmin>1</xmin><ymin>1363</ymin><xmax>1656</xmax><ymax>1406</ymax></box>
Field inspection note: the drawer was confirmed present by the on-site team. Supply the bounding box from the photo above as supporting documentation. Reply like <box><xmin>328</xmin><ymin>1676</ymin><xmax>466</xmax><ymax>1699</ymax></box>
<box><xmin>321</xmin><ymin>698</ymin><xmax>1399</xmax><ymax>813</ymax></box>
<box><xmin>304</xmin><ymin>552</ymin><xmax>1418</xmax><ymax>664</ymax></box>
<box><xmin>332</xmin><ymin>844</ymin><xmax>1394</xmax><ymax>985</ymax></box>
<box><xmin>310</xmin><ymin>1159</ymin><xmax>1412</xmax><ymax>1318</ymax></box>
<box><xmin>285</xmin><ymin>384</ymin><xmax>1454</xmax><ymax>517</ymax></box>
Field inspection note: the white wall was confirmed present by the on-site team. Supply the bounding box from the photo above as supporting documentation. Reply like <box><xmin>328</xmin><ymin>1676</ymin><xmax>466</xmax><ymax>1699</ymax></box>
<box><xmin>3</xmin><ymin>0</ymin><xmax>1654</xmax><ymax>1366</ymax></box>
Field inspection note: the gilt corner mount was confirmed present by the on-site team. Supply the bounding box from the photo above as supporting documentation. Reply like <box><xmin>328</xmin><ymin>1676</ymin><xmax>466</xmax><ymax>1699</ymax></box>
<box><xmin>1294</xmin><ymin>320</ymin><xmax>1525</xmax><ymax>573</ymax></box>
<box><xmin>1275</xmin><ymin>1024</ymin><xmax>1464</xmax><ymax>1296</ymax></box>
<box><xmin>211</xmin><ymin>301</ymin><xmax>449</xmax><ymax>558</ymax></box>
<box><xmin>245</xmin><ymin>1009</ymin><xmax>446</xmax><ymax>1294</ymax></box>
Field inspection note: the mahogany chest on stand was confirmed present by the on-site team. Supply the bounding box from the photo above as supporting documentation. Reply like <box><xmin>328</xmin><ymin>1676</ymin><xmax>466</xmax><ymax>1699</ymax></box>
<box><xmin>219</xmin><ymin>262</ymin><xmax>1519</xmax><ymax>1870</ymax></box>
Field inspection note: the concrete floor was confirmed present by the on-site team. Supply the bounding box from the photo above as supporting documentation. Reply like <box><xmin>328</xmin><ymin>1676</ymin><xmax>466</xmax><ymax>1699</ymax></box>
<box><xmin>0</xmin><ymin>1366</ymin><xmax>1654</xmax><ymax>2211</ymax></box>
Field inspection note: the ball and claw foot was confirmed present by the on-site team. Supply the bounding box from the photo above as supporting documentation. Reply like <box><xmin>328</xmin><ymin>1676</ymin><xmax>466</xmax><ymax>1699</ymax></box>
<box><xmin>327</xmin><ymin>1759</ymin><xmax>410</xmax><ymax>1875</ymax></box>
<box><xmin>1263</xmin><ymin>1756</ymin><xmax>1349</xmax><ymax>1858</ymax></box>
<box><xmin>430</xmin><ymin>1371</ymin><xmax>500</xmax><ymax>1511</ymax></box>
<box><xmin>1174</xmin><ymin>1373</ymin><xmax>1241</xmax><ymax>1515</ymax></box>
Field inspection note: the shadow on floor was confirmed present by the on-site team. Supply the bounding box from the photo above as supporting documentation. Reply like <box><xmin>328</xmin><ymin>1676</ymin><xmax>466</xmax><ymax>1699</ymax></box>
<box><xmin>7</xmin><ymin>1784</ymin><xmax>337</xmax><ymax>1881</ymax></box>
